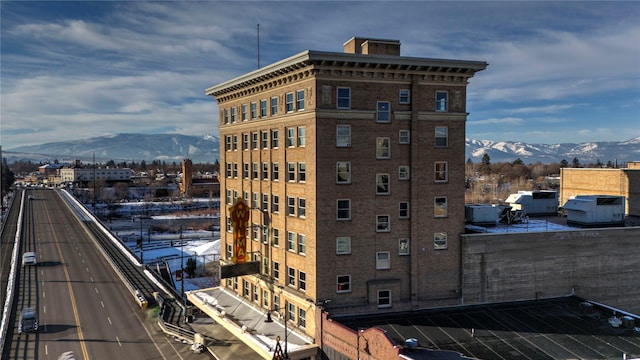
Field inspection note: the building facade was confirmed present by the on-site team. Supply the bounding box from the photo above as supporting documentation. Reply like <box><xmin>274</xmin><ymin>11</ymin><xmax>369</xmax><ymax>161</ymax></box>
<box><xmin>206</xmin><ymin>37</ymin><xmax>487</xmax><ymax>340</ymax></box>
<box><xmin>560</xmin><ymin>164</ymin><xmax>640</xmax><ymax>217</ymax></box>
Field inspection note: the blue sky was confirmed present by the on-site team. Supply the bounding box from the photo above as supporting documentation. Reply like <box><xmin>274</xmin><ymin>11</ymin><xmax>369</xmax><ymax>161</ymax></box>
<box><xmin>1</xmin><ymin>1</ymin><xmax>639</xmax><ymax>150</ymax></box>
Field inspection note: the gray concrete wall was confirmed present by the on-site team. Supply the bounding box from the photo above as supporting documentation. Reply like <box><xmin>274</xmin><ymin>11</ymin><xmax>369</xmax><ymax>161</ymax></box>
<box><xmin>461</xmin><ymin>227</ymin><xmax>640</xmax><ymax>314</ymax></box>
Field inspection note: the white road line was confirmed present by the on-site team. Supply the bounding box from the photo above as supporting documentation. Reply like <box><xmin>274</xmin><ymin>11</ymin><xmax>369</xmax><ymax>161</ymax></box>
<box><xmin>101</xmin><ymin>301</ymin><xmax>105</xmax><ymax>308</ymax></box>
<box><xmin>45</xmin><ymin>345</ymin><xmax>48</xmax><ymax>355</ymax></box>
<box><xmin>43</xmin><ymin>305</ymin><xmax>46</xmax><ymax>314</ymax></box>
<box><xmin>95</xmin><ymin>288</ymin><xmax>99</xmax><ymax>294</ymax></box>
<box><xmin>116</xmin><ymin>336</ymin><xmax>121</xmax><ymax>347</ymax></box>
<box><xmin>108</xmin><ymin>317</ymin><xmax>112</xmax><ymax>325</ymax></box>
<box><xmin>90</xmin><ymin>276</ymin><xmax>94</xmax><ymax>282</ymax></box>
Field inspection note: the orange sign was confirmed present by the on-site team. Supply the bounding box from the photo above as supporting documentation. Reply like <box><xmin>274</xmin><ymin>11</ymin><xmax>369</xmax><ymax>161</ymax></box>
<box><xmin>229</xmin><ymin>197</ymin><xmax>250</xmax><ymax>264</ymax></box>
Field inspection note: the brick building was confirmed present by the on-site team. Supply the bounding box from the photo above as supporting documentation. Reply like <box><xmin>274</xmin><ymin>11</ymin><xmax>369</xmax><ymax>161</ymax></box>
<box><xmin>205</xmin><ymin>37</ymin><xmax>487</xmax><ymax>341</ymax></box>
<box><xmin>560</xmin><ymin>162</ymin><xmax>640</xmax><ymax>217</ymax></box>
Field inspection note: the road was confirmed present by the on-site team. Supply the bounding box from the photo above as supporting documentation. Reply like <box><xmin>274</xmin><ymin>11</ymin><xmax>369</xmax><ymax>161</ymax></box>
<box><xmin>2</xmin><ymin>189</ymin><xmax>212</xmax><ymax>359</ymax></box>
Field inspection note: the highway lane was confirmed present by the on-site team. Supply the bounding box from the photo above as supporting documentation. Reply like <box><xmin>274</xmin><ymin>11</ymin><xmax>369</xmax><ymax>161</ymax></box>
<box><xmin>3</xmin><ymin>189</ymin><xmax>209</xmax><ymax>359</ymax></box>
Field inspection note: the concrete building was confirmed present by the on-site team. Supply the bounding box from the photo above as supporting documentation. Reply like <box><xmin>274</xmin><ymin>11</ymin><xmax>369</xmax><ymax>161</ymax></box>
<box><xmin>560</xmin><ymin>163</ymin><xmax>640</xmax><ymax>217</ymax></box>
<box><xmin>205</xmin><ymin>36</ymin><xmax>487</xmax><ymax>347</ymax></box>
<box><xmin>59</xmin><ymin>167</ymin><xmax>132</xmax><ymax>186</ymax></box>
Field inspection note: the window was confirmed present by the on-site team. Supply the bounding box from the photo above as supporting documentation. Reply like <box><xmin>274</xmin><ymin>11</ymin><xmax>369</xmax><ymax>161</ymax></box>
<box><xmin>376</xmin><ymin>215</ymin><xmax>390</xmax><ymax>232</ymax></box>
<box><xmin>435</xmin><ymin>161</ymin><xmax>448</xmax><ymax>182</ymax></box>
<box><xmin>399</xmin><ymin>130</ymin><xmax>410</xmax><ymax>144</ymax></box>
<box><xmin>225</xmin><ymin>163</ymin><xmax>231</xmax><ymax>178</ymax></box>
<box><xmin>377</xmin><ymin>101</ymin><xmax>390</xmax><ymax>122</ymax></box>
<box><xmin>273</xmin><ymin>262</ymin><xmax>280</xmax><ymax>279</ymax></box>
<box><xmin>336</xmin><ymin>237</ymin><xmax>351</xmax><ymax>255</ymax></box>
<box><xmin>242</xmin><ymin>133</ymin><xmax>249</xmax><ymax>150</ymax></box>
<box><xmin>260</xmin><ymin>99</ymin><xmax>267</xmax><ymax>117</ymax></box>
<box><xmin>262</xmin><ymin>194</ymin><xmax>269</xmax><ymax>211</ymax></box>
<box><xmin>262</xmin><ymin>162</ymin><xmax>269</xmax><ymax>180</ymax></box>
<box><xmin>435</xmin><ymin>127</ymin><xmax>448</xmax><ymax>147</ymax></box>
<box><xmin>287</xmin><ymin>197</ymin><xmax>296</xmax><ymax>216</ymax></box>
<box><xmin>399</xmin><ymin>165</ymin><xmax>410</xmax><ymax>180</ymax></box>
<box><xmin>226</xmin><ymin>190</ymin><xmax>232</xmax><ymax>205</ymax></box>
<box><xmin>287</xmin><ymin>162</ymin><xmax>296</xmax><ymax>182</ymax></box>
<box><xmin>297</xmin><ymin>127</ymin><xmax>306</xmax><ymax>147</ymax></box>
<box><xmin>272</xmin><ymin>162</ymin><xmax>279</xmax><ymax>181</ymax></box>
<box><xmin>336</xmin><ymin>162</ymin><xmax>351</xmax><ymax>184</ymax></box>
<box><xmin>287</xmin><ymin>302</ymin><xmax>296</xmax><ymax>323</ymax></box>
<box><xmin>243</xmin><ymin>280</ymin><xmax>249</xmax><ymax>297</ymax></box>
<box><xmin>336</xmin><ymin>125</ymin><xmax>351</xmax><ymax>147</ymax></box>
<box><xmin>223</xmin><ymin>109</ymin><xmax>229</xmax><ymax>124</ymax></box>
<box><xmin>251</xmin><ymin>102</ymin><xmax>257</xmax><ymax>119</ymax></box>
<box><xmin>376</xmin><ymin>252</ymin><xmax>390</xmax><ymax>269</ymax></box>
<box><xmin>262</xmin><ymin>289</ymin><xmax>269</xmax><ymax>308</ymax></box>
<box><xmin>226</xmin><ymin>243</ymin><xmax>233</xmax><ymax>259</ymax></box>
<box><xmin>399</xmin><ymin>202</ymin><xmax>410</xmax><ymax>219</ymax></box>
<box><xmin>272</xmin><ymin>129</ymin><xmax>279</xmax><ymax>148</ymax></box>
<box><xmin>434</xmin><ymin>197</ymin><xmax>448</xmax><ymax>217</ymax></box>
<box><xmin>287</xmin><ymin>231</ymin><xmax>296</xmax><ymax>252</ymax></box>
<box><xmin>286</xmin><ymin>128</ymin><xmax>295</xmax><ymax>147</ymax></box>
<box><xmin>376</xmin><ymin>174</ymin><xmax>390</xmax><ymax>195</ymax></box>
<box><xmin>252</xmin><ymin>284</ymin><xmax>259</xmax><ymax>302</ymax></box>
<box><xmin>376</xmin><ymin>137</ymin><xmax>390</xmax><ymax>159</ymax></box>
<box><xmin>434</xmin><ymin>232</ymin><xmax>448</xmax><ymax>249</ymax></box>
<box><xmin>263</xmin><ymin>257</ymin><xmax>269</xmax><ymax>275</ymax></box>
<box><xmin>298</xmin><ymin>308</ymin><xmax>306</xmax><ymax>328</ymax></box>
<box><xmin>251</xmin><ymin>132</ymin><xmax>258</xmax><ymax>150</ymax></box>
<box><xmin>261</xmin><ymin>131</ymin><xmax>269</xmax><ymax>149</ymax></box>
<box><xmin>252</xmin><ymin>162</ymin><xmax>258</xmax><ymax>180</ymax></box>
<box><xmin>399</xmin><ymin>89</ymin><xmax>410</xmax><ymax>104</ymax></box>
<box><xmin>337</xmin><ymin>87</ymin><xmax>351</xmax><ymax>109</ymax></box>
<box><xmin>298</xmin><ymin>234</ymin><xmax>306</xmax><ymax>255</ymax></box>
<box><xmin>273</xmin><ymin>293</ymin><xmax>280</xmax><ymax>311</ymax></box>
<box><xmin>252</xmin><ymin>192</ymin><xmax>258</xmax><ymax>208</ymax></box>
<box><xmin>337</xmin><ymin>275</ymin><xmax>351</xmax><ymax>293</ymax></box>
<box><xmin>232</xmin><ymin>135</ymin><xmax>238</xmax><ymax>150</ymax></box>
<box><xmin>271</xmin><ymin>97</ymin><xmax>278</xmax><ymax>115</ymax></box>
<box><xmin>272</xmin><ymin>195</ymin><xmax>279</xmax><ymax>213</ymax></box>
<box><xmin>231</xmin><ymin>107</ymin><xmax>237</xmax><ymax>123</ymax></box>
<box><xmin>378</xmin><ymin>290</ymin><xmax>392</xmax><ymax>308</ymax></box>
<box><xmin>436</xmin><ymin>91</ymin><xmax>448</xmax><ymax>112</ymax></box>
<box><xmin>298</xmin><ymin>162</ymin><xmax>306</xmax><ymax>182</ymax></box>
<box><xmin>296</xmin><ymin>90</ymin><xmax>305</xmax><ymax>110</ymax></box>
<box><xmin>298</xmin><ymin>198</ymin><xmax>306</xmax><ymax>218</ymax></box>
<box><xmin>226</xmin><ymin>216</ymin><xmax>233</xmax><ymax>233</ymax></box>
<box><xmin>273</xmin><ymin>228</ymin><xmax>279</xmax><ymax>246</ymax></box>
<box><xmin>241</xmin><ymin>104</ymin><xmax>247</xmax><ymax>121</ymax></box>
<box><xmin>243</xmin><ymin>163</ymin><xmax>249</xmax><ymax>179</ymax></box>
<box><xmin>286</xmin><ymin>92</ymin><xmax>294</xmax><ymax>112</ymax></box>
<box><xmin>337</xmin><ymin>199</ymin><xmax>351</xmax><ymax>220</ymax></box>
<box><xmin>287</xmin><ymin>267</ymin><xmax>296</xmax><ymax>286</ymax></box>
<box><xmin>399</xmin><ymin>238</ymin><xmax>409</xmax><ymax>255</ymax></box>
<box><xmin>232</xmin><ymin>163</ymin><xmax>238</xmax><ymax>178</ymax></box>
<box><xmin>225</xmin><ymin>135</ymin><xmax>231</xmax><ymax>151</ymax></box>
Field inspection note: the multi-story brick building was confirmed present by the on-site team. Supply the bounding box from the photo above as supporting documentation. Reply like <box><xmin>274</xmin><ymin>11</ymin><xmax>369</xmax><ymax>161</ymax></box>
<box><xmin>205</xmin><ymin>37</ymin><xmax>487</xmax><ymax>340</ymax></box>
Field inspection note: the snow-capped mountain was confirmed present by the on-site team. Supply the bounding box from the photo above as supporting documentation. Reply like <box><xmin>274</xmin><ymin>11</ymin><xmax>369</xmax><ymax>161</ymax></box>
<box><xmin>3</xmin><ymin>134</ymin><xmax>639</xmax><ymax>165</ymax></box>
<box><xmin>465</xmin><ymin>137</ymin><xmax>640</xmax><ymax>164</ymax></box>
<box><xmin>4</xmin><ymin>134</ymin><xmax>220</xmax><ymax>164</ymax></box>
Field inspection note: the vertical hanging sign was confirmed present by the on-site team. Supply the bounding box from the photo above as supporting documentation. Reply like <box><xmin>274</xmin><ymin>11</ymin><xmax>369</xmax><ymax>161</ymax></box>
<box><xmin>230</xmin><ymin>197</ymin><xmax>250</xmax><ymax>264</ymax></box>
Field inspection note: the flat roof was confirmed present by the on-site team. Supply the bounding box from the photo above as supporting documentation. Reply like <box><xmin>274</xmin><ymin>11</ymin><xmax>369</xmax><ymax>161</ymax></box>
<box><xmin>334</xmin><ymin>296</ymin><xmax>640</xmax><ymax>359</ymax></box>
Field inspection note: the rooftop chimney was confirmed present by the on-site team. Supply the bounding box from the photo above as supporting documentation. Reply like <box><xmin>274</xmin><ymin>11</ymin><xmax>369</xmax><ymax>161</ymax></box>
<box><xmin>343</xmin><ymin>37</ymin><xmax>401</xmax><ymax>56</ymax></box>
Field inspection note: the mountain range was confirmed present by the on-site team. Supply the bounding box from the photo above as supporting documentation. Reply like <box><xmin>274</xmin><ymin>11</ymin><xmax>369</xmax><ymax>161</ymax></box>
<box><xmin>3</xmin><ymin>134</ymin><xmax>639</xmax><ymax>165</ymax></box>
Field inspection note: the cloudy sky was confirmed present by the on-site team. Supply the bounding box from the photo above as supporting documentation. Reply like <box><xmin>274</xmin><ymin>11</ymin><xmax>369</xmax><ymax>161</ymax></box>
<box><xmin>1</xmin><ymin>1</ymin><xmax>639</xmax><ymax>150</ymax></box>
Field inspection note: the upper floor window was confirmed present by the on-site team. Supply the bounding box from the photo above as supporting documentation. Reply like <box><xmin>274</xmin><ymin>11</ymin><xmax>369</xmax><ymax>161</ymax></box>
<box><xmin>298</xmin><ymin>234</ymin><xmax>306</xmax><ymax>255</ymax></box>
<box><xmin>336</xmin><ymin>237</ymin><xmax>351</xmax><ymax>255</ymax></box>
<box><xmin>251</xmin><ymin>132</ymin><xmax>258</xmax><ymax>150</ymax></box>
<box><xmin>398</xmin><ymin>165</ymin><xmax>410</xmax><ymax>180</ymax></box>
<box><xmin>260</xmin><ymin>99</ymin><xmax>267</xmax><ymax>117</ymax></box>
<box><xmin>337</xmin><ymin>275</ymin><xmax>351</xmax><ymax>293</ymax></box>
<box><xmin>298</xmin><ymin>271</ymin><xmax>306</xmax><ymax>292</ymax></box>
<box><xmin>436</xmin><ymin>91</ymin><xmax>448</xmax><ymax>112</ymax></box>
<box><xmin>336</xmin><ymin>162</ymin><xmax>351</xmax><ymax>184</ymax></box>
<box><xmin>435</xmin><ymin>161</ymin><xmax>448</xmax><ymax>182</ymax></box>
<box><xmin>243</xmin><ymin>163</ymin><xmax>249</xmax><ymax>179</ymax></box>
<box><xmin>298</xmin><ymin>198</ymin><xmax>306</xmax><ymax>218</ymax></box>
<box><xmin>270</xmin><ymin>97</ymin><xmax>278</xmax><ymax>115</ymax></box>
<box><xmin>231</xmin><ymin>107</ymin><xmax>237</xmax><ymax>123</ymax></box>
<box><xmin>262</xmin><ymin>162</ymin><xmax>269</xmax><ymax>180</ymax></box>
<box><xmin>287</xmin><ymin>232</ymin><xmax>296</xmax><ymax>252</ymax></box>
<box><xmin>271</xmin><ymin>129</ymin><xmax>279</xmax><ymax>148</ymax></box>
<box><xmin>337</xmin><ymin>87</ymin><xmax>351</xmax><ymax>109</ymax></box>
<box><xmin>242</xmin><ymin>133</ymin><xmax>249</xmax><ymax>151</ymax></box>
<box><xmin>297</xmin><ymin>127</ymin><xmax>306</xmax><ymax>147</ymax></box>
<box><xmin>251</xmin><ymin>102</ymin><xmax>257</xmax><ymax>119</ymax></box>
<box><xmin>399</xmin><ymin>201</ymin><xmax>410</xmax><ymax>219</ymax></box>
<box><xmin>298</xmin><ymin>162</ymin><xmax>306</xmax><ymax>182</ymax></box>
<box><xmin>261</xmin><ymin>131</ymin><xmax>269</xmax><ymax>149</ymax></box>
<box><xmin>376</xmin><ymin>137</ymin><xmax>390</xmax><ymax>159</ymax></box>
<box><xmin>286</xmin><ymin>92</ymin><xmax>294</xmax><ymax>112</ymax></box>
<box><xmin>399</xmin><ymin>238</ymin><xmax>410</xmax><ymax>255</ymax></box>
<box><xmin>273</xmin><ymin>262</ymin><xmax>280</xmax><ymax>279</ymax></box>
<box><xmin>378</xmin><ymin>289</ymin><xmax>392</xmax><ymax>308</ymax></box>
<box><xmin>376</xmin><ymin>252</ymin><xmax>390</xmax><ymax>269</ymax></box>
<box><xmin>434</xmin><ymin>197</ymin><xmax>448</xmax><ymax>217</ymax></box>
<box><xmin>377</xmin><ymin>101</ymin><xmax>390</xmax><ymax>123</ymax></box>
<box><xmin>435</xmin><ymin>127</ymin><xmax>448</xmax><ymax>147</ymax></box>
<box><xmin>286</xmin><ymin>128</ymin><xmax>296</xmax><ymax>147</ymax></box>
<box><xmin>241</xmin><ymin>104</ymin><xmax>247</xmax><ymax>121</ymax></box>
<box><xmin>337</xmin><ymin>125</ymin><xmax>351</xmax><ymax>147</ymax></box>
<box><xmin>287</xmin><ymin>197</ymin><xmax>296</xmax><ymax>216</ymax></box>
<box><xmin>225</xmin><ymin>135</ymin><xmax>232</xmax><ymax>151</ymax></box>
<box><xmin>272</xmin><ymin>162</ymin><xmax>279</xmax><ymax>181</ymax></box>
<box><xmin>399</xmin><ymin>130</ymin><xmax>410</xmax><ymax>144</ymax></box>
<box><xmin>376</xmin><ymin>174</ymin><xmax>390</xmax><ymax>195</ymax></box>
<box><xmin>223</xmin><ymin>109</ymin><xmax>229</xmax><ymax>124</ymax></box>
<box><xmin>399</xmin><ymin>89</ymin><xmax>410</xmax><ymax>104</ymax></box>
<box><xmin>287</xmin><ymin>162</ymin><xmax>296</xmax><ymax>182</ymax></box>
<box><xmin>434</xmin><ymin>232</ymin><xmax>448</xmax><ymax>250</ymax></box>
<box><xmin>296</xmin><ymin>90</ymin><xmax>305</xmax><ymax>110</ymax></box>
<box><xmin>376</xmin><ymin>215</ymin><xmax>390</xmax><ymax>232</ymax></box>
<box><xmin>272</xmin><ymin>195</ymin><xmax>279</xmax><ymax>213</ymax></box>
<box><xmin>337</xmin><ymin>199</ymin><xmax>351</xmax><ymax>220</ymax></box>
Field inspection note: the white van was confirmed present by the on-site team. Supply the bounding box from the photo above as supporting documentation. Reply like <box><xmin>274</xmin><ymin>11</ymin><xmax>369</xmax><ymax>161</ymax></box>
<box><xmin>22</xmin><ymin>252</ymin><xmax>37</xmax><ymax>266</ymax></box>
